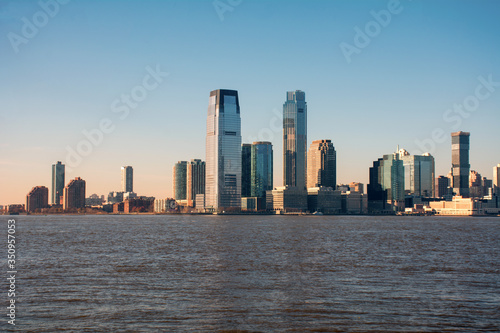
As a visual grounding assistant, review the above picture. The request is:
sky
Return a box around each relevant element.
[1,0,499,205]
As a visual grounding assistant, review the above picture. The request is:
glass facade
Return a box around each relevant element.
[51,161,65,205]
[401,153,435,197]
[241,144,252,198]
[121,166,133,193]
[205,89,242,211]
[307,140,336,189]
[283,90,307,189]
[187,159,205,207]
[451,132,470,197]
[173,161,188,200]
[251,142,273,198]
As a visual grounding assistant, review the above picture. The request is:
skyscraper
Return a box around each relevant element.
[451,131,470,197]
[205,89,242,211]
[494,164,500,195]
[435,176,449,198]
[399,149,435,197]
[187,159,205,207]
[283,90,307,189]
[51,161,65,205]
[173,161,188,200]
[368,153,405,212]
[63,177,86,210]
[121,166,133,193]
[251,141,273,198]
[307,139,337,189]
[26,186,49,212]
[241,144,252,198]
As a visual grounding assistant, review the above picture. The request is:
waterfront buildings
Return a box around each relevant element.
[266,186,308,212]
[26,186,49,212]
[241,144,252,198]
[63,177,86,210]
[173,161,188,200]
[251,141,273,198]
[451,131,470,197]
[283,90,307,189]
[121,166,133,193]
[368,152,405,212]
[435,176,450,198]
[494,164,500,195]
[186,159,205,207]
[398,149,435,197]
[307,187,341,214]
[205,89,242,212]
[307,140,336,189]
[51,161,65,205]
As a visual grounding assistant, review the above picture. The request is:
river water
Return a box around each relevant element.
[4,215,500,332]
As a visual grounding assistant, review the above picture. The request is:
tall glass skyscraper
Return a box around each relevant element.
[173,161,188,200]
[121,166,133,193]
[205,89,242,211]
[283,90,307,189]
[187,159,205,207]
[51,161,65,205]
[399,149,435,197]
[451,131,470,197]
[369,153,405,212]
[241,144,252,198]
[307,140,336,189]
[251,141,273,198]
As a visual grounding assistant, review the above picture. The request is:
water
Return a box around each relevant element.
[4,215,500,332]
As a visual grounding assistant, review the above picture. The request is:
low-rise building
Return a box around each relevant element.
[307,187,341,214]
[266,186,308,213]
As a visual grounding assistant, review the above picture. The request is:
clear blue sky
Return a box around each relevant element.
[1,0,499,204]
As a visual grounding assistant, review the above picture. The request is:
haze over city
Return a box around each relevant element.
[1,0,499,205]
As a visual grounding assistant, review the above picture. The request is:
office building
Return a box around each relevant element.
[63,177,86,210]
[26,186,49,212]
[435,176,449,198]
[469,170,483,198]
[121,166,133,193]
[349,182,364,193]
[307,139,336,189]
[241,144,252,198]
[187,159,205,207]
[251,141,273,198]
[451,131,470,197]
[494,164,500,195]
[205,89,242,212]
[399,149,435,197]
[307,187,341,214]
[266,186,308,212]
[51,161,65,205]
[368,152,405,212]
[173,161,188,200]
[283,90,307,189]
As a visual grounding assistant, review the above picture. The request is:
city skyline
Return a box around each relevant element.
[1,0,500,204]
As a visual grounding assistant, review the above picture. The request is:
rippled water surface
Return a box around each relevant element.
[5,215,500,332]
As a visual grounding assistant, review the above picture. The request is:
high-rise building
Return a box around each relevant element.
[51,161,65,205]
[494,164,500,195]
[307,139,336,189]
[205,89,242,211]
[469,170,483,198]
[251,141,273,198]
[173,161,188,200]
[451,131,470,197]
[241,144,252,198]
[399,149,435,197]
[187,159,205,207]
[368,152,404,212]
[435,176,449,198]
[26,186,49,212]
[283,90,307,189]
[121,166,133,193]
[63,177,86,210]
